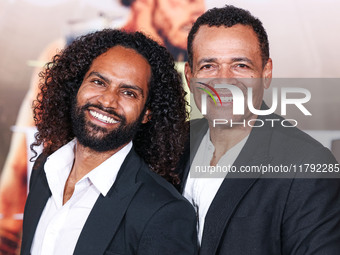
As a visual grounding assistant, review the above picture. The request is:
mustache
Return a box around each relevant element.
[81,102,126,123]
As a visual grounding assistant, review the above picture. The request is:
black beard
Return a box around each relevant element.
[71,101,145,152]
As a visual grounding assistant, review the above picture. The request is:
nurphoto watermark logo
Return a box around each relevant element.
[193,78,312,128]
[189,78,340,179]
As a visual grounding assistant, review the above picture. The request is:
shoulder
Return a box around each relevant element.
[125,155,196,222]
[135,161,193,209]
[29,153,48,190]
[265,113,336,163]
[123,156,197,244]
[190,118,208,131]
[130,161,198,253]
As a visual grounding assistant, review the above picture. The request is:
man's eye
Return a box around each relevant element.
[236,64,249,68]
[92,79,104,86]
[123,91,136,98]
[200,64,213,70]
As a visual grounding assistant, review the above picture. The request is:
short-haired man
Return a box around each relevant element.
[20,29,197,255]
[180,5,340,254]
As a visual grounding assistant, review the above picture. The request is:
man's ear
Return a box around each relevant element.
[263,58,273,89]
[184,62,194,93]
[141,109,151,124]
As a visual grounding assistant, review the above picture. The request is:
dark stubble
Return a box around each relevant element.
[71,101,146,152]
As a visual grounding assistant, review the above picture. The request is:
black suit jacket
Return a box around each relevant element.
[179,104,340,255]
[21,148,198,255]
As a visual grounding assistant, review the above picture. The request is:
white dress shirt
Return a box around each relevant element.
[183,130,248,244]
[30,139,132,255]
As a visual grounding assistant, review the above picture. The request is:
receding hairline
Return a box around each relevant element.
[190,24,264,67]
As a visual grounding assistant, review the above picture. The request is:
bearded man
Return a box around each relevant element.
[20,29,197,255]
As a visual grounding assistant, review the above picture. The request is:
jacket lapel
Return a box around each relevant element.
[199,110,274,254]
[200,126,271,255]
[73,149,142,255]
[21,156,51,255]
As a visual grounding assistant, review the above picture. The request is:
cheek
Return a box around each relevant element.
[77,87,99,104]
[121,101,143,121]
[75,91,84,106]
[192,90,202,108]
[245,79,264,92]
[249,86,264,105]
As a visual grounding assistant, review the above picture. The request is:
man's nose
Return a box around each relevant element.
[97,89,118,108]
[218,66,234,79]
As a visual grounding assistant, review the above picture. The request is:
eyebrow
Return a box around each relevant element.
[120,84,144,98]
[86,71,145,98]
[86,71,111,84]
[197,58,218,66]
[197,57,255,66]
[231,57,254,66]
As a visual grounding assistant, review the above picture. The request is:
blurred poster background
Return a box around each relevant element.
[0,0,339,253]
[2,0,340,173]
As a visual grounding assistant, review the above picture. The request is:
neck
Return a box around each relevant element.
[208,121,252,166]
[71,141,127,182]
[62,141,128,205]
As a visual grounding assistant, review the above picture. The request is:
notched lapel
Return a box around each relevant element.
[200,114,274,254]
[199,159,270,254]
[74,149,143,255]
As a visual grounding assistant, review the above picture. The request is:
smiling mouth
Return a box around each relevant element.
[89,110,119,124]
[217,96,233,103]
[212,96,233,103]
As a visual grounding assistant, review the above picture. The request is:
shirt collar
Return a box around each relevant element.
[85,142,132,196]
[44,139,132,203]
[44,139,77,207]
[201,129,249,165]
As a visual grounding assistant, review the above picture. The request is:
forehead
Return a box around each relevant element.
[89,46,151,83]
[192,24,262,61]
[92,46,150,71]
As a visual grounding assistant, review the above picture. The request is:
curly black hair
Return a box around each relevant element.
[187,5,270,69]
[32,29,189,184]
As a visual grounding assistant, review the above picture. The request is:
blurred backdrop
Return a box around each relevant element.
[0,0,340,253]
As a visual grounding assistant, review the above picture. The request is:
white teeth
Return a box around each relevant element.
[89,110,118,124]
[214,96,233,103]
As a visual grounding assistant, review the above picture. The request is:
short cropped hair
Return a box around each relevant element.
[187,5,270,68]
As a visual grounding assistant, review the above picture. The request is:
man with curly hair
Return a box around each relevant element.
[0,1,205,252]
[20,29,197,255]
[179,5,340,255]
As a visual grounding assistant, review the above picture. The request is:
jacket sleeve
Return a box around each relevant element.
[282,148,340,254]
